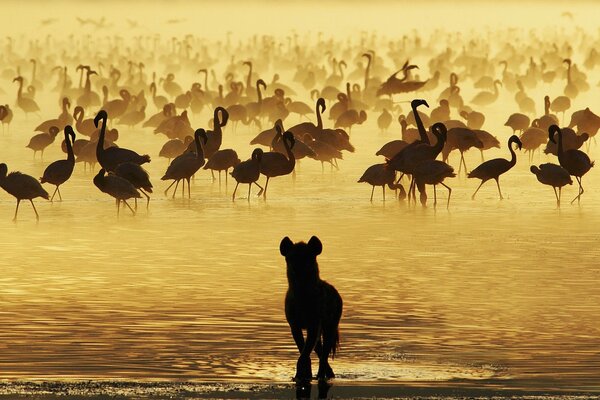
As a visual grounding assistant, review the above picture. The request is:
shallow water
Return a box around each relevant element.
[0,1,599,395]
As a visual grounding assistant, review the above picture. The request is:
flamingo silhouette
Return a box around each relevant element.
[530,163,572,206]
[469,135,522,200]
[94,110,150,171]
[259,126,295,199]
[231,148,264,201]
[40,126,76,201]
[548,125,594,203]
[93,169,140,216]
[0,163,49,221]
[161,129,208,198]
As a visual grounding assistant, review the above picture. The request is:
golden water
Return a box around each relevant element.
[0,0,598,393]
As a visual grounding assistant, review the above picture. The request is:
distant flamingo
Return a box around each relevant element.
[468,135,522,200]
[548,125,594,204]
[13,76,40,117]
[0,163,49,221]
[204,149,241,185]
[26,126,59,159]
[471,80,501,106]
[40,126,76,201]
[530,163,572,206]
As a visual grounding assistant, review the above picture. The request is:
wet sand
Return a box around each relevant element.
[0,380,598,399]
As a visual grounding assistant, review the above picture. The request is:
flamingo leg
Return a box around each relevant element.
[123,200,136,215]
[558,186,562,206]
[571,176,583,204]
[263,177,270,198]
[13,199,20,221]
[433,184,437,207]
[254,181,264,195]
[232,182,239,201]
[187,177,191,199]
[134,198,138,210]
[370,185,374,202]
[50,186,59,202]
[140,189,151,209]
[440,182,452,209]
[552,187,559,206]
[181,178,185,197]
[457,154,463,175]
[495,178,503,200]
[461,154,468,175]
[57,186,62,201]
[164,180,176,196]
[471,180,485,200]
[116,199,120,217]
[172,180,180,199]
[382,185,386,201]
[247,183,251,200]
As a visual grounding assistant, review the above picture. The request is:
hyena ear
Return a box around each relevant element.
[280,236,294,256]
[308,236,322,255]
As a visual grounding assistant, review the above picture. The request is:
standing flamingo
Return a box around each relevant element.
[161,129,208,198]
[93,169,140,216]
[259,127,295,199]
[548,125,594,203]
[40,126,76,201]
[231,148,264,201]
[0,163,49,221]
[468,135,522,200]
[530,163,572,206]
[13,76,40,117]
[94,110,150,171]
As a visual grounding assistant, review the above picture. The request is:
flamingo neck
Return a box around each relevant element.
[508,140,517,167]
[66,132,74,162]
[316,103,323,129]
[413,106,428,144]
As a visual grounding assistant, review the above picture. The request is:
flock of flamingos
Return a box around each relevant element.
[0,29,598,220]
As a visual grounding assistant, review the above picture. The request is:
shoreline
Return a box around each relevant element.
[0,380,598,399]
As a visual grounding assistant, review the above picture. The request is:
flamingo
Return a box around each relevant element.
[40,126,76,201]
[530,163,572,206]
[548,125,594,204]
[358,163,401,201]
[259,127,295,199]
[468,135,522,200]
[204,149,241,185]
[413,160,456,208]
[159,136,193,163]
[13,76,40,117]
[471,79,501,106]
[161,129,208,198]
[26,126,59,159]
[93,169,140,216]
[0,163,49,221]
[231,148,264,201]
[114,162,153,209]
[94,110,150,171]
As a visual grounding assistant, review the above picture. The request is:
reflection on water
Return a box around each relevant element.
[0,2,598,394]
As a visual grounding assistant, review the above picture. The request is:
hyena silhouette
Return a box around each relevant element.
[280,236,343,382]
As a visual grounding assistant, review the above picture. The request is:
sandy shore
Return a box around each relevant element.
[0,380,598,399]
